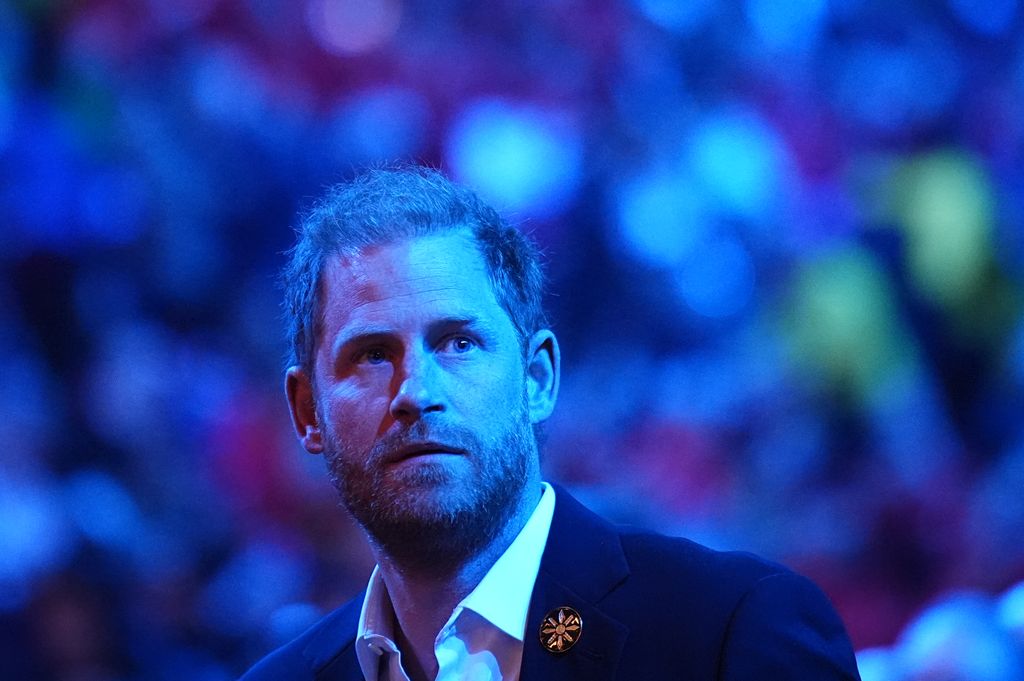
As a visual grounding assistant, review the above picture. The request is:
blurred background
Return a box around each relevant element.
[2,0,1024,678]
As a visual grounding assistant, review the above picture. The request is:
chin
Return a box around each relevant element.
[366,493,517,573]
[344,466,525,568]
[377,475,485,524]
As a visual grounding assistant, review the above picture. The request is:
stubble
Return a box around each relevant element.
[321,403,535,574]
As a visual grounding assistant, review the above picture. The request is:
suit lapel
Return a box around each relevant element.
[313,643,362,681]
[520,487,631,680]
[301,593,364,681]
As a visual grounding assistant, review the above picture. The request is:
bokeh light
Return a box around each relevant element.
[446,99,583,218]
[673,233,756,318]
[306,0,402,55]
[785,246,912,402]
[832,33,963,132]
[687,110,792,221]
[744,0,828,53]
[614,168,708,268]
[328,86,430,164]
[889,151,995,310]
[64,470,145,553]
[897,595,1024,681]
[633,0,717,35]
[948,0,1018,36]
[0,478,74,611]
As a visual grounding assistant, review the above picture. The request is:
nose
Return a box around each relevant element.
[389,348,445,423]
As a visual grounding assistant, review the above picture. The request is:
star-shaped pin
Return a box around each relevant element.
[539,606,583,653]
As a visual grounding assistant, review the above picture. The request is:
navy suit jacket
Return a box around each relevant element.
[241,487,861,680]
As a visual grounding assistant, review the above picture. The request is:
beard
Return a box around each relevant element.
[321,400,537,574]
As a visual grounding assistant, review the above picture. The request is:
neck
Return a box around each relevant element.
[372,479,543,681]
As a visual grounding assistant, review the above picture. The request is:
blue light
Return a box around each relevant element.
[949,0,1017,36]
[998,580,1024,632]
[749,414,827,492]
[330,86,429,164]
[687,112,790,220]
[80,168,149,245]
[674,234,756,318]
[855,647,898,681]
[614,169,708,267]
[64,469,145,550]
[633,0,717,35]
[745,0,828,52]
[1011,319,1024,385]
[201,538,311,633]
[899,594,1024,681]
[833,35,962,131]
[0,2,27,152]
[655,351,742,426]
[445,99,583,218]
[269,602,323,645]
[190,43,266,126]
[2,102,81,247]
[0,476,74,599]
[867,367,954,485]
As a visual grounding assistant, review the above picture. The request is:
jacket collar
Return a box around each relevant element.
[301,485,631,680]
[303,594,363,680]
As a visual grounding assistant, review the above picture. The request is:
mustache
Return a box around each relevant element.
[367,421,481,465]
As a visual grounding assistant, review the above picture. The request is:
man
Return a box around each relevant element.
[241,165,861,680]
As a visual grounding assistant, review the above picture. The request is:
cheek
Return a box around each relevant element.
[459,360,526,410]
[322,380,393,439]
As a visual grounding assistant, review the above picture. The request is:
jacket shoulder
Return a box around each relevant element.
[617,526,790,595]
[609,527,860,679]
[239,595,363,681]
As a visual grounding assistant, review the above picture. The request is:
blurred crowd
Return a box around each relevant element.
[2,0,1024,678]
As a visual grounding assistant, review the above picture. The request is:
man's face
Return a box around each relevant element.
[305,230,541,567]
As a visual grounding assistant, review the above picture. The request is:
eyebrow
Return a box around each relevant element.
[329,315,492,357]
[430,315,489,334]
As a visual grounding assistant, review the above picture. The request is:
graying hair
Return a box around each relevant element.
[282,164,548,374]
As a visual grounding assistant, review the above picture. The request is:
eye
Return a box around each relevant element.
[445,336,477,354]
[357,347,389,365]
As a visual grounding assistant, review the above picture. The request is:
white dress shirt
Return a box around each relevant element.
[354,482,556,681]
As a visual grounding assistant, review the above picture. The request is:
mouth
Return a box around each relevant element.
[387,441,467,465]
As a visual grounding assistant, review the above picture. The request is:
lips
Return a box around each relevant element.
[385,441,467,465]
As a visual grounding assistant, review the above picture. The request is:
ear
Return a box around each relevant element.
[525,329,560,424]
[285,366,324,454]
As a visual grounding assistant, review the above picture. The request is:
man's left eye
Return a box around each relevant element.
[445,336,477,353]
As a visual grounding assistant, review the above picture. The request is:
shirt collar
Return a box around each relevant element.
[459,481,555,640]
[354,482,556,679]
[355,567,401,681]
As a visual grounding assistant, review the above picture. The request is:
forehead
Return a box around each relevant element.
[319,230,509,329]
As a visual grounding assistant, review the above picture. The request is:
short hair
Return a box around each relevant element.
[282,165,549,375]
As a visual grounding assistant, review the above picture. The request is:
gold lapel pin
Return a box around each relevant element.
[539,606,582,653]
